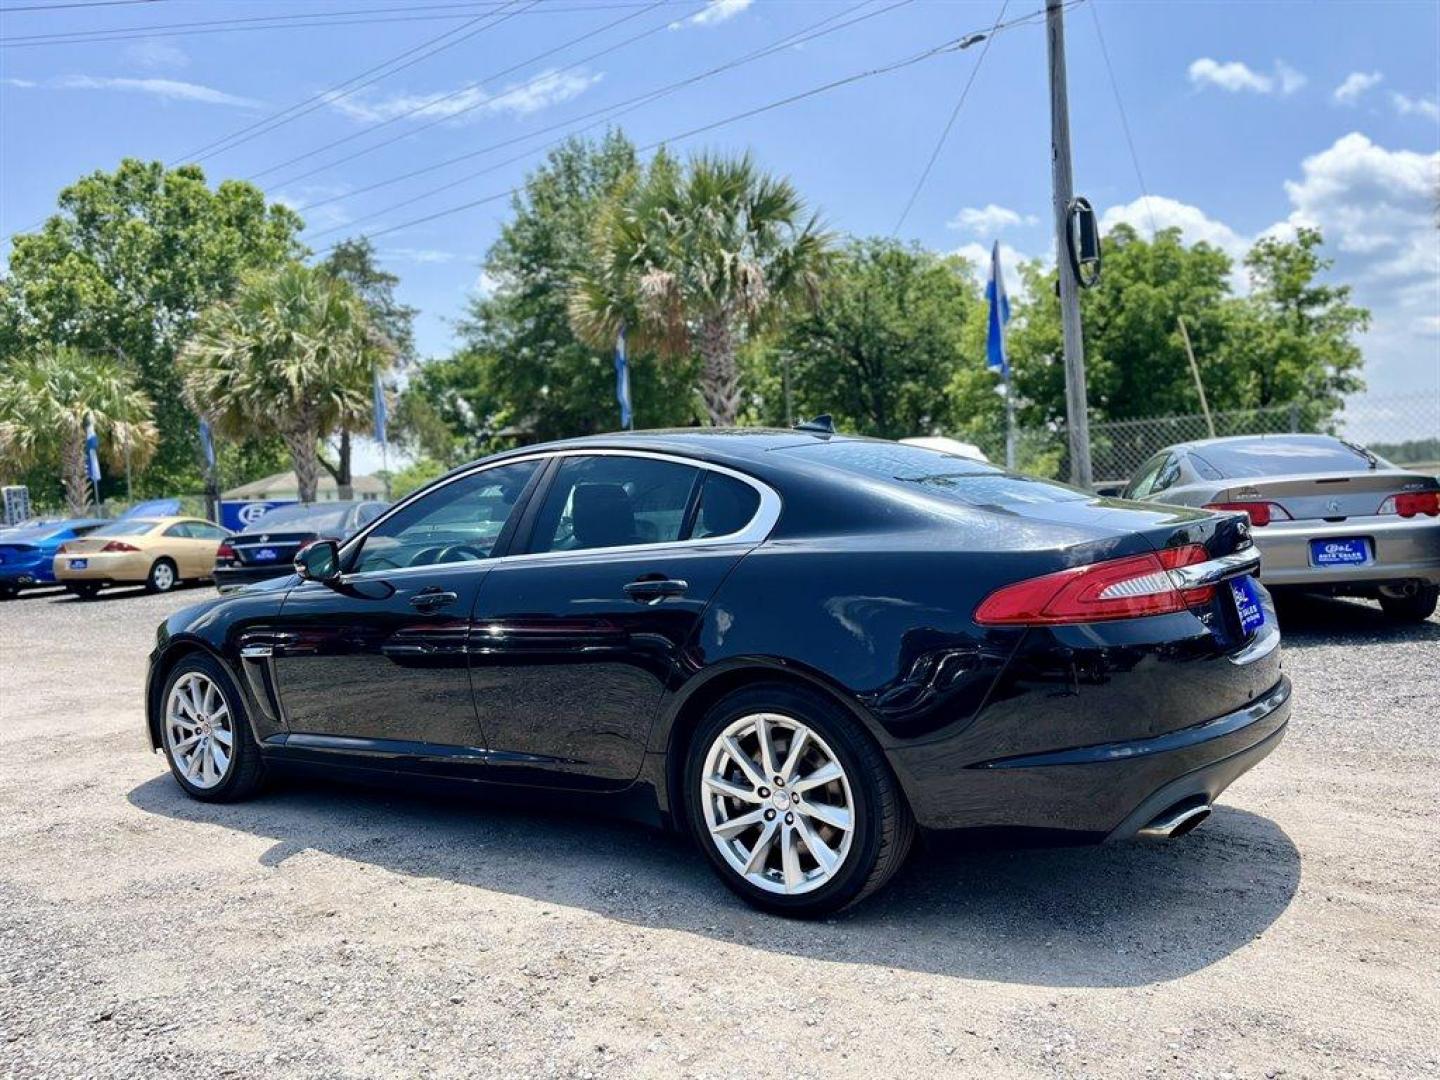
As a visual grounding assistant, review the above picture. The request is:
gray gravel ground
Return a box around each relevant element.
[1,582,1437,1079]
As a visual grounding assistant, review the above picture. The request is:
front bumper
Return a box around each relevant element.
[1254,516,1440,588]
[897,676,1291,838]
[52,551,150,582]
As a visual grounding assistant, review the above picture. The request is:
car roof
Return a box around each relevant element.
[1166,432,1352,455]
[468,428,866,474]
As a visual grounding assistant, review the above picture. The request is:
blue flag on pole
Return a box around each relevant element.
[198,417,216,469]
[614,325,633,430]
[84,416,102,483]
[372,367,388,445]
[986,240,1011,378]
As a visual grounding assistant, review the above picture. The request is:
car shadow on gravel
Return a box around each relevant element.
[1273,592,1440,648]
[128,771,1299,989]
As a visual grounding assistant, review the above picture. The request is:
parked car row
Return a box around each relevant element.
[0,501,388,600]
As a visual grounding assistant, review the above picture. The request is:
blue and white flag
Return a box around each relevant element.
[372,367,388,445]
[198,417,216,470]
[614,324,633,431]
[986,240,1011,378]
[84,416,102,483]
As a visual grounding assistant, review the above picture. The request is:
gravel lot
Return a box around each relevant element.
[1,582,1437,1079]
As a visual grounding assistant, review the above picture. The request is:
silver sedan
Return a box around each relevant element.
[1121,433,1440,622]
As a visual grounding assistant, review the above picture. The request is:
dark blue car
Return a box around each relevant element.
[0,518,107,598]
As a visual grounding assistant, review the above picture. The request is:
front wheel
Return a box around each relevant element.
[1378,584,1438,623]
[160,654,264,802]
[146,558,178,593]
[684,683,914,917]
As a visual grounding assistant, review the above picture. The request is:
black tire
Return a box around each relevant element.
[1378,584,1438,624]
[66,582,100,600]
[146,558,178,593]
[683,682,915,918]
[158,652,265,802]
[0,584,16,600]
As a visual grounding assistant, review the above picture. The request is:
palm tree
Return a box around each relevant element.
[570,152,831,426]
[179,262,393,502]
[0,346,158,514]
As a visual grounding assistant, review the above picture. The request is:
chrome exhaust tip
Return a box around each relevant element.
[1138,802,1212,840]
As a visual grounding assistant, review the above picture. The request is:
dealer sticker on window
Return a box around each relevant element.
[1229,576,1265,636]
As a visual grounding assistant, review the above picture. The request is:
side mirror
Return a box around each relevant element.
[295,539,341,582]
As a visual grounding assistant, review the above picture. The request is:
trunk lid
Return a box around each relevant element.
[1214,469,1439,521]
[228,530,319,567]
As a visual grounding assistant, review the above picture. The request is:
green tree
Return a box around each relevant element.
[318,236,416,496]
[179,263,394,502]
[570,150,831,426]
[1,159,304,491]
[0,346,158,514]
[751,238,989,440]
[404,132,701,453]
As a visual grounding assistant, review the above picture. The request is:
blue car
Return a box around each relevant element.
[0,518,108,598]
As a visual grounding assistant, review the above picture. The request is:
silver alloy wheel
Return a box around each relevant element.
[165,672,234,790]
[151,561,176,591]
[700,712,856,895]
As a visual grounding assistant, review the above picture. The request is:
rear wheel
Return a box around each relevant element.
[684,683,914,917]
[146,558,178,593]
[0,584,16,600]
[160,653,264,802]
[66,583,100,600]
[1378,584,1438,623]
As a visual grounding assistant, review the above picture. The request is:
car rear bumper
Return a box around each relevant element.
[1254,516,1440,587]
[897,675,1291,838]
[52,552,150,582]
[213,564,292,589]
[0,564,52,586]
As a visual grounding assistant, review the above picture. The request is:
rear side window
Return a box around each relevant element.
[1193,438,1383,477]
[693,472,761,539]
[527,456,700,554]
[787,442,1089,506]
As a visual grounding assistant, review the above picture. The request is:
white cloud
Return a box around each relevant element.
[1333,71,1382,105]
[671,0,753,29]
[124,39,189,71]
[327,68,600,125]
[950,241,1046,301]
[1187,57,1305,96]
[383,248,460,265]
[53,75,258,108]
[947,204,1039,235]
[2,77,37,89]
[1390,91,1440,121]
[1100,195,1250,260]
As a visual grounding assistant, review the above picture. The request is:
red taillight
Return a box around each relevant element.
[1203,501,1291,527]
[56,543,70,555]
[101,540,139,553]
[1378,491,1440,518]
[216,542,236,560]
[975,544,1213,626]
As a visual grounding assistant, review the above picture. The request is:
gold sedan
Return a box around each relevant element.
[53,516,231,598]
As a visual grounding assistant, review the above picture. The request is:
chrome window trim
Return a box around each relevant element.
[335,447,782,583]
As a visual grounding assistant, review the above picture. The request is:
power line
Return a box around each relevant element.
[890,0,1009,235]
[0,0,163,13]
[247,0,678,184]
[286,0,901,216]
[171,0,542,168]
[310,8,1057,253]
[0,2,661,47]
[1089,0,1158,235]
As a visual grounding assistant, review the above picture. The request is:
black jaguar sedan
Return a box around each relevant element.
[144,428,1290,916]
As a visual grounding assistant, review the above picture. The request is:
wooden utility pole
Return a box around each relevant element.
[1046,0,1093,487]
[1176,315,1216,437]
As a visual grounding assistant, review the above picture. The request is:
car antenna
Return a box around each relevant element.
[793,414,836,434]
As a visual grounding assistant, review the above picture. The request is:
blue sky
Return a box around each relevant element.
[2,0,1437,467]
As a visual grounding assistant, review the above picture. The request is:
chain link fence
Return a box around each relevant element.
[1007,393,1440,485]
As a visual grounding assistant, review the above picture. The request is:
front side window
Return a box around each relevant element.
[351,459,540,573]
[527,456,700,554]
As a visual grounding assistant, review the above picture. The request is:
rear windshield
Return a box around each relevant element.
[785,442,1090,506]
[0,525,68,542]
[90,520,160,537]
[247,504,350,532]
[1191,438,1382,478]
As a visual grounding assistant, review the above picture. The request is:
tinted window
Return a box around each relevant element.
[352,460,539,573]
[163,522,193,538]
[1125,454,1167,499]
[248,503,351,533]
[528,456,699,554]
[1151,454,1181,494]
[1192,437,1383,478]
[787,442,1089,506]
[355,502,388,526]
[190,522,229,539]
[693,472,761,539]
[90,520,160,537]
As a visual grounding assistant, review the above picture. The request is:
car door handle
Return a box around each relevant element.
[409,588,459,611]
[624,578,688,603]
